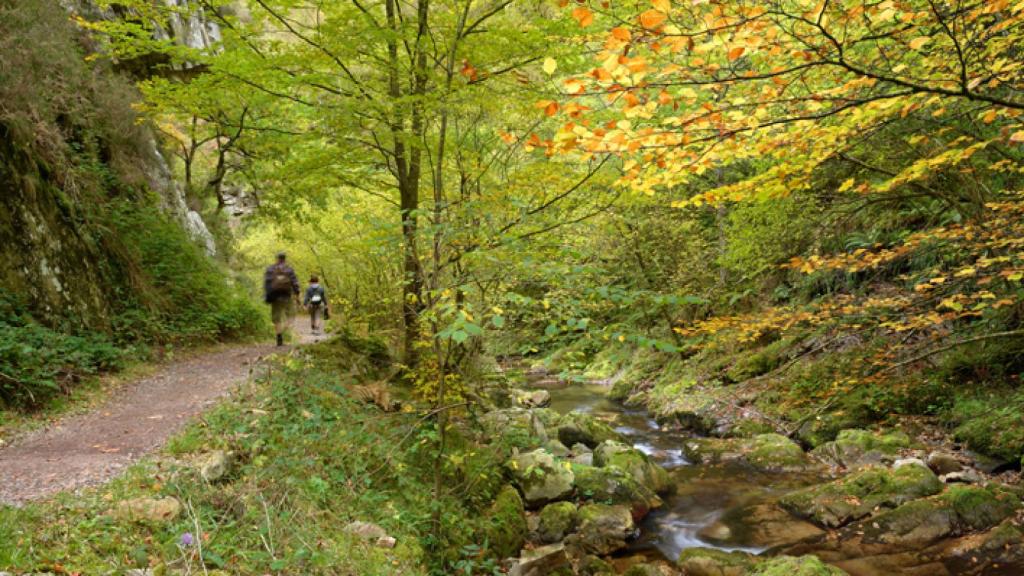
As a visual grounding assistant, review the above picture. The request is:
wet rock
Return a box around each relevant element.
[111,496,181,523]
[572,464,662,521]
[482,408,548,448]
[926,451,963,475]
[565,503,636,555]
[517,389,552,408]
[750,555,848,575]
[676,547,756,576]
[556,412,622,449]
[537,501,577,544]
[199,449,234,482]
[781,484,1023,570]
[650,386,726,435]
[577,554,616,575]
[593,440,671,493]
[711,503,825,549]
[682,434,815,473]
[507,449,575,508]
[485,485,528,557]
[810,428,911,470]
[939,468,984,484]
[779,464,942,528]
[509,542,570,576]
[861,484,1020,546]
[622,563,662,576]
[944,518,1024,573]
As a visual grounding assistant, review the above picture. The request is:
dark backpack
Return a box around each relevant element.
[269,265,292,295]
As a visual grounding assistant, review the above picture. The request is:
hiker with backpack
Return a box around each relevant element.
[264,252,300,346]
[303,275,328,335]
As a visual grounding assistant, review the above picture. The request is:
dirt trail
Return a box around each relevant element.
[0,322,324,505]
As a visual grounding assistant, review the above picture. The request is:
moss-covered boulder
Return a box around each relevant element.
[857,484,1021,547]
[506,449,575,508]
[810,429,911,470]
[482,408,548,449]
[565,503,636,555]
[484,485,528,558]
[676,547,756,576]
[556,412,623,449]
[683,434,815,473]
[536,501,577,544]
[622,563,662,576]
[593,440,671,493]
[572,464,662,521]
[779,464,942,528]
[750,555,847,575]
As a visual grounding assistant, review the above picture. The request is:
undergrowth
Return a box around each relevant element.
[0,334,516,575]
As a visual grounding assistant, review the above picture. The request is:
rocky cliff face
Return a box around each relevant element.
[0,0,225,328]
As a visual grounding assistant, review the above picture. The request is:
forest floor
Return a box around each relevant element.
[0,321,324,505]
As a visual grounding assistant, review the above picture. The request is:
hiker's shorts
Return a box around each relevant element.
[271,298,294,325]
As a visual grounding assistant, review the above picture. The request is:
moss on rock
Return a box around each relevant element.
[593,440,670,493]
[810,428,912,469]
[572,464,662,520]
[751,555,847,575]
[683,434,814,473]
[676,547,756,576]
[484,485,528,558]
[537,501,577,544]
[779,464,942,528]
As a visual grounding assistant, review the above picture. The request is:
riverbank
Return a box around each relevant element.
[505,354,1024,575]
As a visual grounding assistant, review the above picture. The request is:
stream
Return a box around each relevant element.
[539,379,816,563]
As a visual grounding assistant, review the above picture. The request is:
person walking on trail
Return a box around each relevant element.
[304,275,328,335]
[264,252,300,346]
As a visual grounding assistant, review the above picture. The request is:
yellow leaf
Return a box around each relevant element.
[652,0,671,11]
[981,109,998,124]
[1010,131,1024,143]
[838,177,855,192]
[908,36,931,50]
[542,57,557,75]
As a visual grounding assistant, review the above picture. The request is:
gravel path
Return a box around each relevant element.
[0,323,324,505]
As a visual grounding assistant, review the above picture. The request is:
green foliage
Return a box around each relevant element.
[945,388,1024,463]
[106,201,265,344]
[0,293,125,407]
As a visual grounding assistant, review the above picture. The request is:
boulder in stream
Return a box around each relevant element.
[593,440,671,493]
[676,547,757,576]
[507,449,575,508]
[682,434,817,473]
[780,484,1023,573]
[779,464,942,528]
[572,464,662,521]
[556,412,623,449]
[565,503,636,555]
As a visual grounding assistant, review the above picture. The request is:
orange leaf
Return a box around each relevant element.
[610,27,631,41]
[544,101,560,116]
[638,9,667,28]
[572,6,594,27]
[727,46,745,61]
[1010,130,1024,143]
[908,36,930,50]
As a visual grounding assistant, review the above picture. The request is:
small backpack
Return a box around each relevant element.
[269,265,292,295]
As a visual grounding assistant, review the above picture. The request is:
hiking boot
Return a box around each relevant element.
[276,333,284,346]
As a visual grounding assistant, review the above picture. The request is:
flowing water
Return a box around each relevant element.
[540,379,816,563]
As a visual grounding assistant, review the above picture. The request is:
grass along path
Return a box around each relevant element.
[0,322,324,505]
